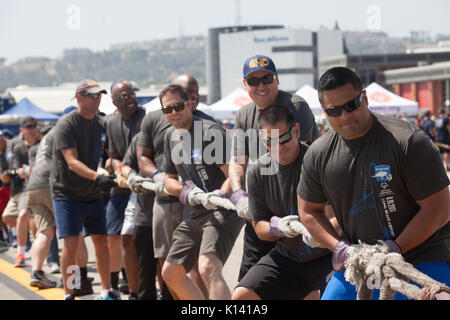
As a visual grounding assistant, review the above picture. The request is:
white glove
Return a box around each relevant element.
[202,190,227,210]
[186,186,205,206]
[127,171,153,195]
[302,231,323,248]
[229,189,251,219]
[153,172,170,197]
[271,215,301,238]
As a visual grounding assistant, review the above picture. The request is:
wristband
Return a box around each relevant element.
[152,169,160,178]
[118,165,128,175]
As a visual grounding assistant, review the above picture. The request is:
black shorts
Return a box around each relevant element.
[237,249,333,300]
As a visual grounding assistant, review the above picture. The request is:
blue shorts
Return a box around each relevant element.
[106,193,130,235]
[53,198,107,239]
[322,261,450,300]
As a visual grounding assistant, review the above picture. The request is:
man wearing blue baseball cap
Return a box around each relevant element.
[228,54,321,282]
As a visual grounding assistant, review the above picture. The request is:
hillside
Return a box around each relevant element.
[0,31,446,93]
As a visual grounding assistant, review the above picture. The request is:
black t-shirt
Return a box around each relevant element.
[161,118,231,216]
[50,111,104,202]
[248,141,330,262]
[27,130,54,191]
[298,113,450,265]
[3,136,22,193]
[435,116,449,143]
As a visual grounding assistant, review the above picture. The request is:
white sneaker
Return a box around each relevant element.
[48,263,60,274]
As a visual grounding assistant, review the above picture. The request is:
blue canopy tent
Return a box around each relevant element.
[0,98,59,135]
[1,98,60,121]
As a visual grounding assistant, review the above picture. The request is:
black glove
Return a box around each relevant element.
[97,174,117,191]
[6,169,17,177]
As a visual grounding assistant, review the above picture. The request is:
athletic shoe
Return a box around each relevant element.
[48,263,60,274]
[29,270,57,289]
[72,278,94,297]
[129,293,138,300]
[96,290,121,300]
[119,281,129,294]
[14,253,26,268]
[64,294,75,300]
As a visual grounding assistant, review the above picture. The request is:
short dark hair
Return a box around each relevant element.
[159,84,189,106]
[258,104,294,128]
[318,67,362,104]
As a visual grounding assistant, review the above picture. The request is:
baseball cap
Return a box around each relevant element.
[243,55,277,78]
[75,79,107,96]
[20,116,37,127]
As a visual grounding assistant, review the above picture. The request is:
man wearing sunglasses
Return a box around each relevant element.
[172,74,217,124]
[228,54,320,282]
[137,84,201,299]
[2,116,39,268]
[159,84,244,300]
[51,79,121,300]
[298,67,450,300]
[103,79,146,299]
[232,105,333,300]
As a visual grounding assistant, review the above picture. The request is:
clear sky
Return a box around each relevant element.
[1,0,449,64]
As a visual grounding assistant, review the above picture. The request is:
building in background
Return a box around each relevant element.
[206,25,344,104]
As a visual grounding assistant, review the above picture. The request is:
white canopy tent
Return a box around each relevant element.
[208,88,252,120]
[365,82,419,114]
[294,85,323,116]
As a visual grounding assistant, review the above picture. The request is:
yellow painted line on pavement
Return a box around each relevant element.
[0,257,65,300]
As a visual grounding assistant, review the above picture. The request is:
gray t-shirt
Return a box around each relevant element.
[27,143,39,168]
[248,142,330,263]
[137,110,178,203]
[233,90,319,163]
[161,118,231,217]
[193,109,218,124]
[50,111,104,202]
[27,130,54,191]
[298,113,450,265]
[12,140,37,195]
[106,107,145,196]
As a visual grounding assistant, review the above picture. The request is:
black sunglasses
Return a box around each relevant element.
[323,92,363,117]
[260,124,294,147]
[81,92,102,99]
[24,123,37,129]
[113,92,136,102]
[162,102,186,114]
[245,74,275,87]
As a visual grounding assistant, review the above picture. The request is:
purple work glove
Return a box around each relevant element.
[384,239,402,254]
[179,180,204,206]
[332,240,359,272]
[229,189,250,219]
[268,216,299,238]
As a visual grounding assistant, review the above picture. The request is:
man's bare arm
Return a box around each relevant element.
[395,186,450,254]
[298,195,340,251]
